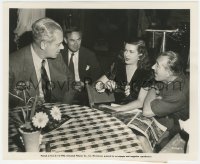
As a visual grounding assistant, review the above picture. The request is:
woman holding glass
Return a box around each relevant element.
[97,39,154,113]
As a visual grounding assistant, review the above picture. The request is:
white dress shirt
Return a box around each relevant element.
[68,50,80,81]
[31,45,51,98]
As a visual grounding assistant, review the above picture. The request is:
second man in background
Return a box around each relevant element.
[61,27,103,105]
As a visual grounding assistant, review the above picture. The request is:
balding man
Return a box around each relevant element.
[9,18,75,107]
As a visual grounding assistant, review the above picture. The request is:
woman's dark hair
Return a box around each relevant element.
[124,39,151,70]
[160,51,183,75]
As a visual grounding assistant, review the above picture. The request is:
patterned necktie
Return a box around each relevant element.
[41,60,51,102]
[68,53,75,78]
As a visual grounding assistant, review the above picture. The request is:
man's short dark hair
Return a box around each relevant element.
[160,51,183,75]
[65,26,82,37]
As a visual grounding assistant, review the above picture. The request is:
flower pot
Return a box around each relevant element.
[18,127,41,152]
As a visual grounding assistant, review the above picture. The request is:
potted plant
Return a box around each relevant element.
[9,81,62,152]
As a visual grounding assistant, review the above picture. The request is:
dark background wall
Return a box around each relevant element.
[9,9,190,72]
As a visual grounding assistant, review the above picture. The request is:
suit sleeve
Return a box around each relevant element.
[9,58,22,108]
[9,64,15,92]
[151,89,188,117]
[9,65,16,108]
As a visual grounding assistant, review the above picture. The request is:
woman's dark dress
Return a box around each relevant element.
[105,59,154,104]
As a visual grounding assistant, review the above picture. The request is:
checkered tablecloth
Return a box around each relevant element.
[9,104,143,153]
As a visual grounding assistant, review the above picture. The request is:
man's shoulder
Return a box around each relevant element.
[10,45,31,65]
[10,45,31,60]
[48,53,65,67]
[157,74,189,101]
[173,74,189,91]
[80,46,95,56]
[60,44,68,55]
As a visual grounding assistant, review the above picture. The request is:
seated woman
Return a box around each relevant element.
[97,39,154,112]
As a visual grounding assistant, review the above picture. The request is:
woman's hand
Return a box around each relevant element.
[124,85,130,97]
[112,110,124,118]
[98,104,122,113]
[104,80,116,92]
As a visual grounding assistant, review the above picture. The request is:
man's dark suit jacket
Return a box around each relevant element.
[9,45,75,108]
[61,45,102,83]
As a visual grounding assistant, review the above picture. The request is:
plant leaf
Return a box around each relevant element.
[23,90,27,105]
[24,105,29,122]
[10,117,23,126]
[20,107,26,123]
[9,92,24,102]
[27,97,34,105]
[30,95,38,120]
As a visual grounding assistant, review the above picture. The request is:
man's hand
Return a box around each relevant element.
[73,81,84,92]
[152,85,162,99]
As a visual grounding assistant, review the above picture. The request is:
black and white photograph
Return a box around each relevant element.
[2,1,199,162]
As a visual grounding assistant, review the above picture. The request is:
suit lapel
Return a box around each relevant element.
[61,44,69,66]
[78,47,86,81]
[23,45,39,93]
[48,58,58,82]
[62,46,85,81]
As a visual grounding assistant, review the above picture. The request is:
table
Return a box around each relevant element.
[9,104,144,153]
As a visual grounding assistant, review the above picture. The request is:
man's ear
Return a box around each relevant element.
[40,41,47,50]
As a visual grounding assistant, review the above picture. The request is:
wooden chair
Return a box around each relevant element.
[85,81,115,108]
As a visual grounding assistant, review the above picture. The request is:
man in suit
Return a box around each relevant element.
[61,26,102,82]
[9,18,75,108]
[61,27,103,105]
